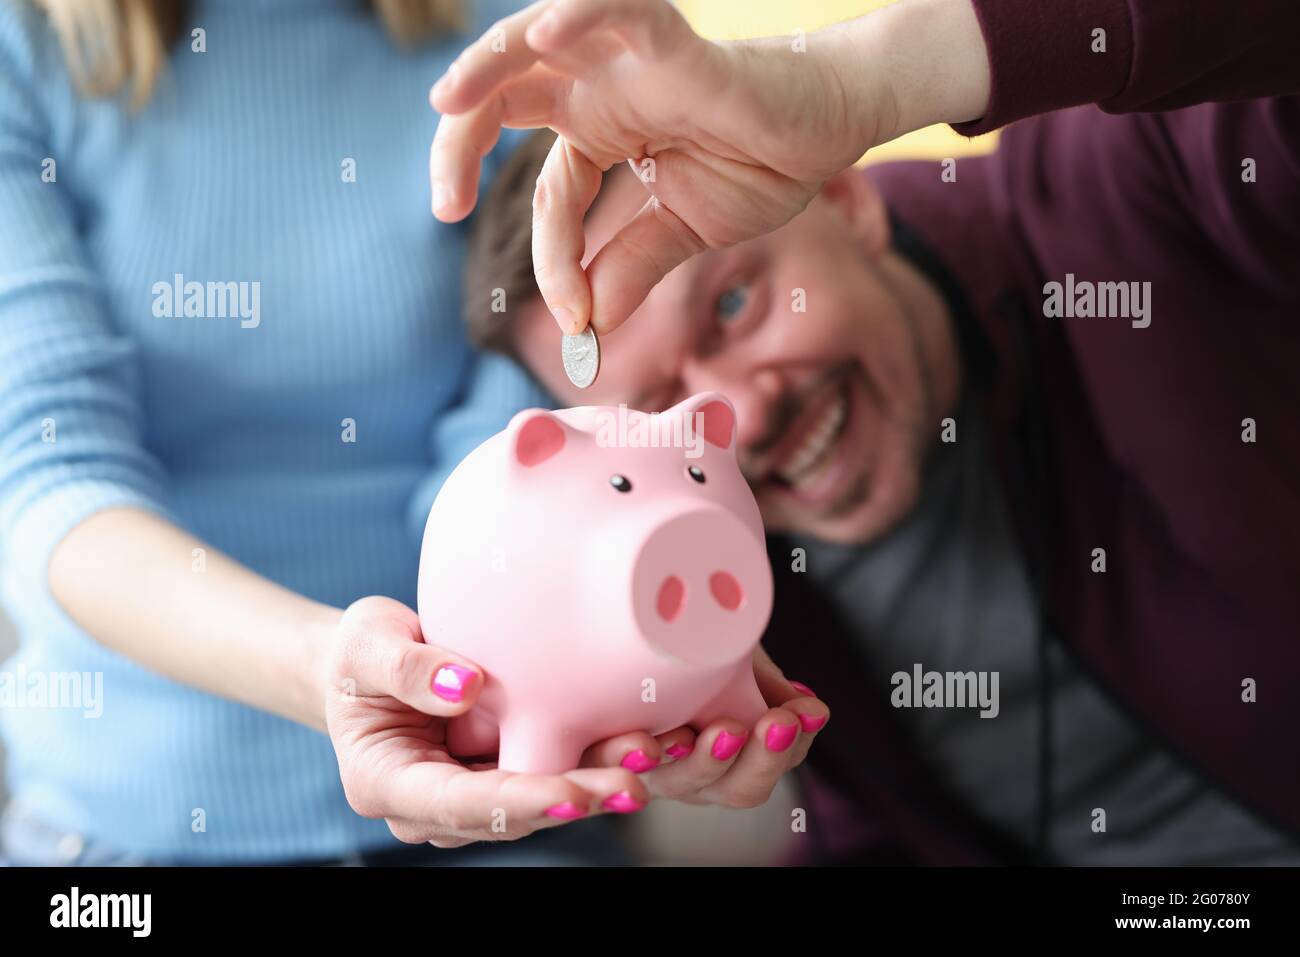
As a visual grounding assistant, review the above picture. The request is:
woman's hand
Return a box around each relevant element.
[323,596,648,848]
[579,647,829,809]
[428,0,989,337]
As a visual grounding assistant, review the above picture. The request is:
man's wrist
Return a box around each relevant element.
[815,19,899,160]
[834,0,991,145]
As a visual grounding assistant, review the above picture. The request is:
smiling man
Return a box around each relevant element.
[459,107,1300,863]
[472,146,962,549]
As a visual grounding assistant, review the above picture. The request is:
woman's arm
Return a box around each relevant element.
[0,19,343,731]
[49,507,340,729]
[0,15,646,839]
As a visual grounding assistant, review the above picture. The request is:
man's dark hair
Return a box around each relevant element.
[464,130,617,356]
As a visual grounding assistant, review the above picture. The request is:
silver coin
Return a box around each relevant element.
[561,325,600,389]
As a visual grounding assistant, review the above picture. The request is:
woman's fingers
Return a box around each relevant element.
[369,760,596,842]
[332,596,482,717]
[634,720,748,800]
[340,741,650,847]
[580,729,664,772]
[750,649,831,768]
[655,725,698,762]
[532,135,604,333]
[752,645,808,705]
[561,767,652,815]
[583,192,707,335]
[636,702,827,807]
[752,646,832,762]
[694,708,807,808]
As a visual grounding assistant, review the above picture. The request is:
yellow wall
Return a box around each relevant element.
[677,0,996,163]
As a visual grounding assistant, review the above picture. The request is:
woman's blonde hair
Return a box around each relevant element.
[34,0,466,108]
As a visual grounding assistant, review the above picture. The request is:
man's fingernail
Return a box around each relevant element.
[601,791,645,814]
[765,723,798,753]
[432,61,458,97]
[432,183,448,213]
[621,749,660,773]
[544,801,587,821]
[790,681,816,697]
[711,730,747,761]
[432,664,476,702]
[798,713,827,733]
[552,306,579,334]
[528,9,559,41]
[665,742,694,760]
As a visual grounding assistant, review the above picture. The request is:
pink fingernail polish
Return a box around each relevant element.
[432,664,476,702]
[665,742,694,760]
[620,749,660,773]
[765,723,798,752]
[544,801,586,821]
[798,713,827,733]
[790,681,816,697]
[711,730,747,761]
[602,791,645,814]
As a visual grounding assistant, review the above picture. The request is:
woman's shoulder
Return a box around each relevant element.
[0,0,47,57]
[0,1,62,93]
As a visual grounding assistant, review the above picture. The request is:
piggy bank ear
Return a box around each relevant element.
[506,408,571,468]
[671,392,737,453]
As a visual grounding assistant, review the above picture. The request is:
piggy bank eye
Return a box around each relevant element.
[609,474,633,493]
[686,465,706,484]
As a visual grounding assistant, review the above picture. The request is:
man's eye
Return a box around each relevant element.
[714,284,751,323]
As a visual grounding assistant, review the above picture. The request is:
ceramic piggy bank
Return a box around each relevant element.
[417,392,773,773]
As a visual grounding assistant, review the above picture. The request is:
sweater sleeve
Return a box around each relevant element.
[0,11,173,588]
[953,0,1300,136]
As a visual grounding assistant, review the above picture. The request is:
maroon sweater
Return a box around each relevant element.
[863,0,1300,837]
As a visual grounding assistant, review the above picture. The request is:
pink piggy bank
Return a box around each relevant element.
[417,392,773,773]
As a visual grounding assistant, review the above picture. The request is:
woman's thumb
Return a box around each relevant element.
[337,596,484,716]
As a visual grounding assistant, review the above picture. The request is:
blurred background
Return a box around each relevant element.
[678,0,998,162]
[0,0,993,865]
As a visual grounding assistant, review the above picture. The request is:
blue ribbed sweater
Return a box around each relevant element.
[0,0,547,861]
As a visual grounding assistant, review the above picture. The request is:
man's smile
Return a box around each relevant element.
[744,366,872,515]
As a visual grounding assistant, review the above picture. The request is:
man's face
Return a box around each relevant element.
[514,167,958,545]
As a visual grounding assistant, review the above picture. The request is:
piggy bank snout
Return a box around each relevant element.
[631,507,772,668]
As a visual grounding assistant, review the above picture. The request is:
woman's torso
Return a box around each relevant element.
[0,0,541,862]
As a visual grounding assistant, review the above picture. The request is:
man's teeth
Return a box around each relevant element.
[777,388,848,487]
